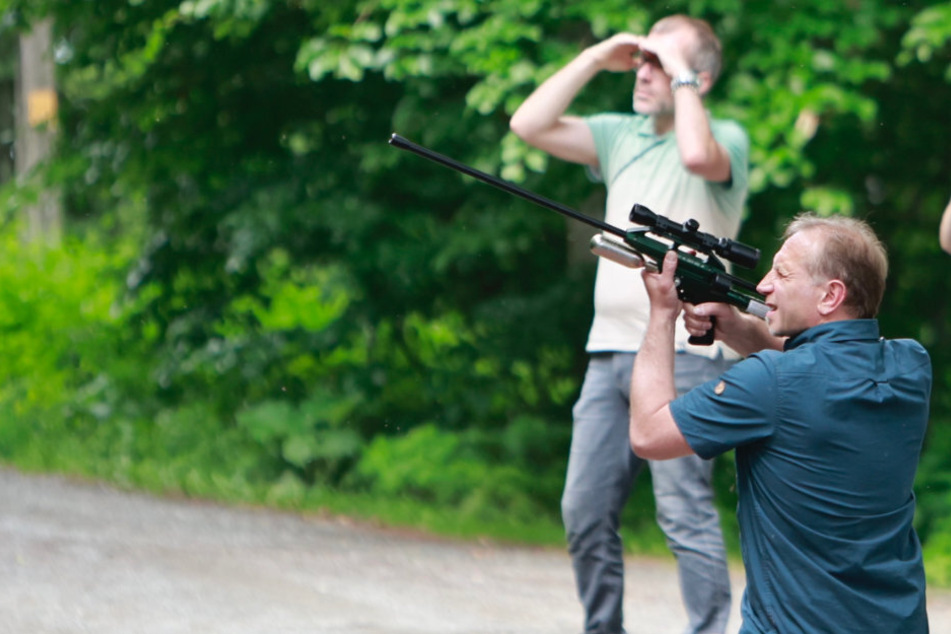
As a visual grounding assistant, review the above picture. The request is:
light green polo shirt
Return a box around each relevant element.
[584,112,750,357]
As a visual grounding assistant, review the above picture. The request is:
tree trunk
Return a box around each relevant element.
[16,19,61,245]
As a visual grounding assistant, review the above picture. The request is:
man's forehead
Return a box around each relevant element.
[774,230,821,269]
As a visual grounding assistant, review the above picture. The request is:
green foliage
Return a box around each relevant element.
[352,419,564,524]
[235,388,362,481]
[899,2,951,79]
[0,225,123,426]
[919,418,951,585]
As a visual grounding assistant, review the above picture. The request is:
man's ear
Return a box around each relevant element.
[697,71,713,96]
[817,279,848,316]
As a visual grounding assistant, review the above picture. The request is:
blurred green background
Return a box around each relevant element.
[1,0,950,583]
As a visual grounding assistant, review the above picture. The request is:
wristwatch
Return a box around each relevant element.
[670,71,701,92]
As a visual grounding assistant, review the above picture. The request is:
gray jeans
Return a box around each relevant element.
[562,352,732,634]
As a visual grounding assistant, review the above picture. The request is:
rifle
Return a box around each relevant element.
[388,133,768,345]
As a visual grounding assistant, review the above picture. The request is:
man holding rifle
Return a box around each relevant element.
[632,214,931,633]
[510,14,747,634]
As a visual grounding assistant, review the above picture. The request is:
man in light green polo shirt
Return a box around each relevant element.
[510,14,749,634]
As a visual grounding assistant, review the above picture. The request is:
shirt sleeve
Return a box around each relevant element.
[584,113,627,179]
[669,352,777,459]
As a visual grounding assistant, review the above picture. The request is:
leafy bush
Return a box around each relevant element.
[353,422,560,525]
[235,388,363,484]
[0,220,130,462]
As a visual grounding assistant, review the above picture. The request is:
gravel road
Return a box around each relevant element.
[2,467,950,633]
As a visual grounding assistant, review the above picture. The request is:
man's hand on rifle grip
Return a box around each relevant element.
[687,315,716,346]
[683,303,716,343]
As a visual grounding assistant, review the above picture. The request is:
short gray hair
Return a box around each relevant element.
[650,15,723,85]
[784,213,888,318]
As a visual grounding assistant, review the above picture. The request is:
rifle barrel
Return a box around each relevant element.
[389,133,625,239]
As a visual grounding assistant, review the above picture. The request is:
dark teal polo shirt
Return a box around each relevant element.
[670,320,931,633]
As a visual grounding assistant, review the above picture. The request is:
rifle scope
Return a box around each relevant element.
[630,204,760,270]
